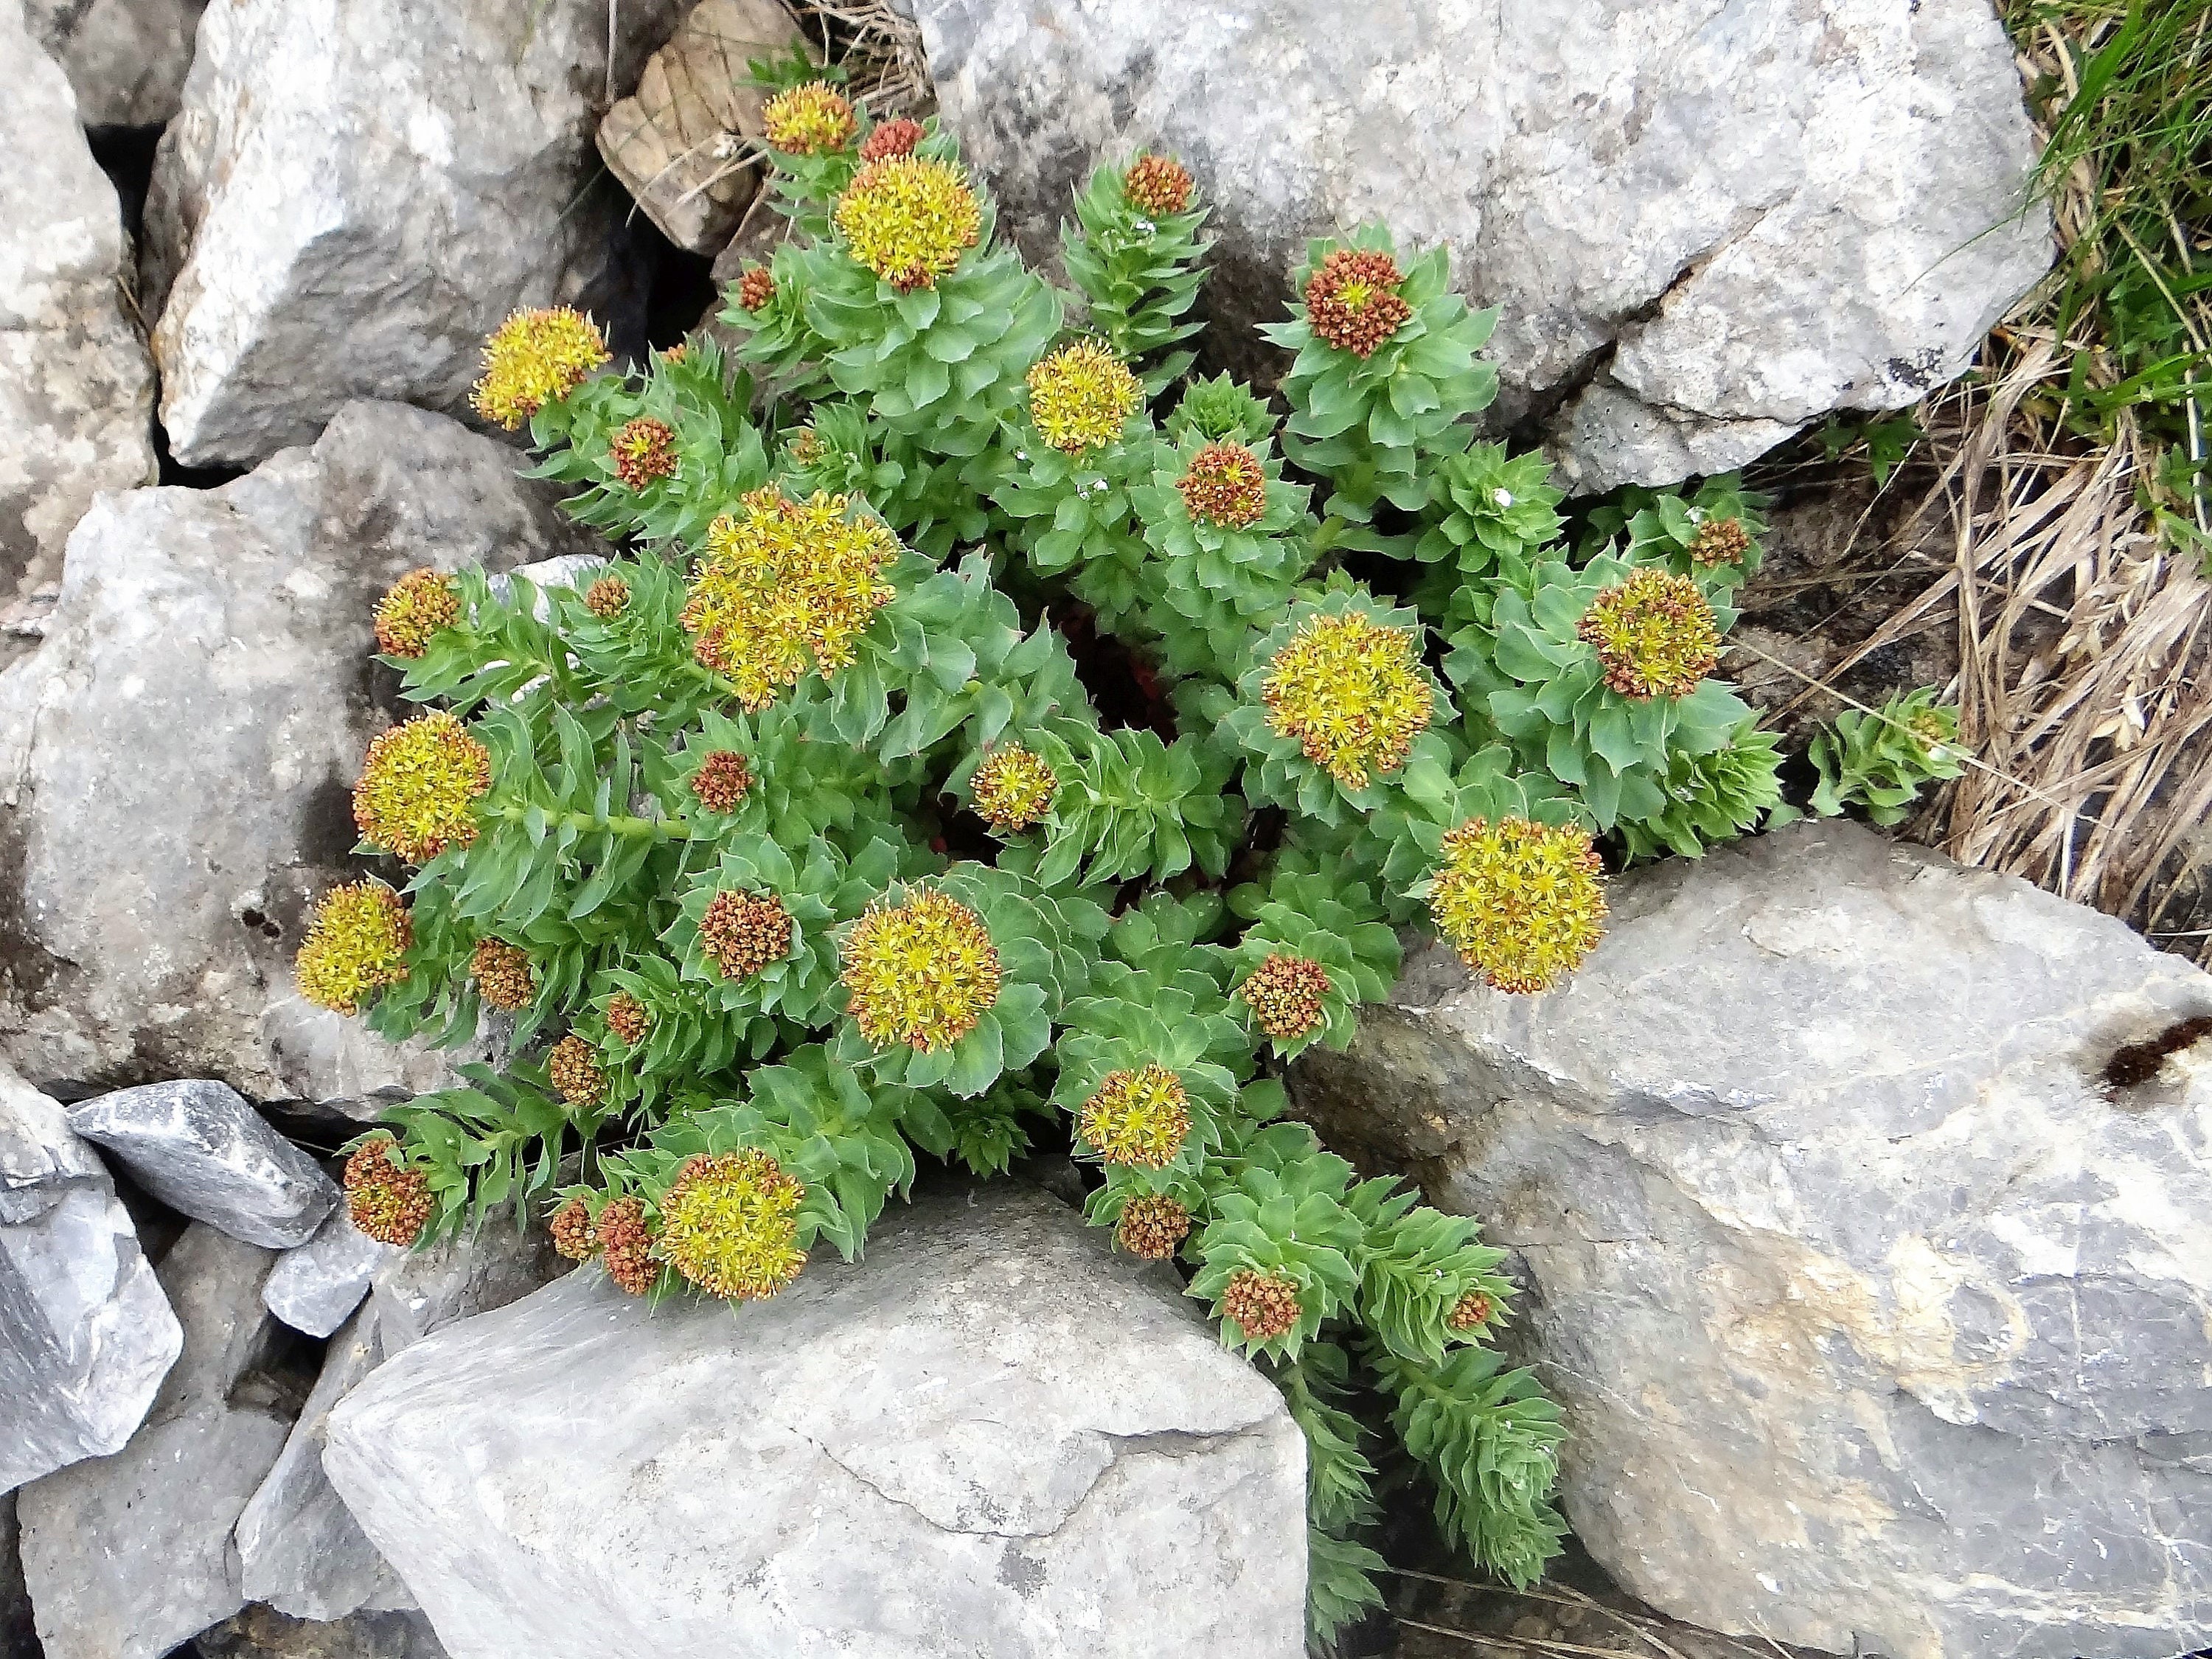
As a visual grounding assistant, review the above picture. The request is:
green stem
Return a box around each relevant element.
[497,804,698,841]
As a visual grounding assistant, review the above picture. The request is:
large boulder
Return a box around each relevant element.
[1292,819,2212,1659]
[140,0,685,468]
[25,0,208,129]
[0,400,605,1105]
[0,0,158,652]
[0,1063,179,1494]
[324,1182,1307,1658]
[18,1223,311,1659]
[915,0,2051,494]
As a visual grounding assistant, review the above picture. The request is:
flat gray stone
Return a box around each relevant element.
[324,1183,1306,1659]
[25,0,208,129]
[18,1223,306,1659]
[265,1208,395,1338]
[1293,819,2212,1659]
[68,1079,337,1248]
[0,1064,179,1494]
[915,0,2052,493]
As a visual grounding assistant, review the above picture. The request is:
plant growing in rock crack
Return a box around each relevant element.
[300,93,1834,1647]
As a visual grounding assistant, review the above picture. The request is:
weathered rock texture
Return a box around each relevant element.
[196,1604,449,1659]
[68,1079,338,1248]
[0,1063,179,1494]
[18,1223,310,1659]
[26,0,208,128]
[915,0,2052,493]
[140,0,684,467]
[0,1494,31,1659]
[1,1,157,651]
[326,1183,1307,1659]
[264,1209,394,1339]
[1293,820,2212,1659]
[0,400,602,1104]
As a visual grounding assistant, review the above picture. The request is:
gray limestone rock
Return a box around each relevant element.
[324,1182,1306,1659]
[67,1079,338,1249]
[0,1,158,664]
[139,0,685,467]
[197,1604,448,1659]
[264,1210,395,1339]
[25,0,208,129]
[914,0,2052,493]
[1292,819,2212,1659]
[18,1224,310,1659]
[0,1064,179,1494]
[0,400,604,1104]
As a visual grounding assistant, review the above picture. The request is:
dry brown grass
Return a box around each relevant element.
[783,0,931,114]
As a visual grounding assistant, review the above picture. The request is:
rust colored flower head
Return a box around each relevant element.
[585,574,631,619]
[1079,1064,1192,1169]
[344,1136,432,1248]
[689,749,754,815]
[605,990,651,1046]
[352,710,491,865]
[1176,441,1267,529]
[549,1195,599,1262]
[470,937,535,1012]
[295,882,411,1016]
[1304,248,1413,358]
[548,1034,606,1110]
[786,425,825,465]
[650,1149,807,1301]
[1261,611,1435,790]
[373,568,460,659]
[762,80,856,155]
[610,417,677,491]
[1427,815,1607,995]
[1576,567,1720,700]
[735,263,777,313]
[1026,338,1143,455]
[841,888,1001,1053]
[1122,153,1194,218]
[699,890,794,981]
[970,742,1057,834]
[1114,1193,1192,1262]
[1220,1268,1302,1342]
[860,116,924,163]
[1448,1289,1495,1332]
[683,488,900,711]
[660,343,689,366]
[594,1195,657,1295]
[1688,515,1752,568]
[472,307,609,429]
[1236,953,1333,1043]
[833,156,982,291]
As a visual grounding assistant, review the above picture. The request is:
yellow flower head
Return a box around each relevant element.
[841,888,1001,1052]
[1260,612,1434,789]
[970,742,1057,834]
[352,711,491,865]
[1177,442,1267,529]
[1427,815,1607,995]
[295,882,411,1015]
[1236,953,1332,1043]
[833,156,982,291]
[1026,339,1142,454]
[762,81,856,156]
[682,488,900,711]
[1078,1064,1192,1168]
[1576,568,1719,701]
[470,307,608,429]
[1304,249,1411,357]
[651,1149,807,1301]
[373,568,459,659]
[610,417,677,491]
[548,1034,606,1110]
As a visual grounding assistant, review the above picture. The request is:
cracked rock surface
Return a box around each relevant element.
[1293,818,2212,1659]
[324,1180,1306,1658]
[914,0,2051,493]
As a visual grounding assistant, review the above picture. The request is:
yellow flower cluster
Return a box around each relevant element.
[610,417,677,491]
[470,307,608,430]
[1426,815,1607,995]
[970,742,1057,833]
[352,711,491,866]
[1576,568,1719,701]
[372,568,459,660]
[1026,339,1142,455]
[1177,442,1267,529]
[832,156,981,291]
[682,489,899,711]
[841,889,1001,1052]
[651,1150,807,1301]
[762,81,855,156]
[1078,1064,1192,1168]
[295,883,411,1015]
[1261,613,1434,789]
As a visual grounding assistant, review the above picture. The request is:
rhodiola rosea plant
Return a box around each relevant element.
[299,73,1816,1645]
